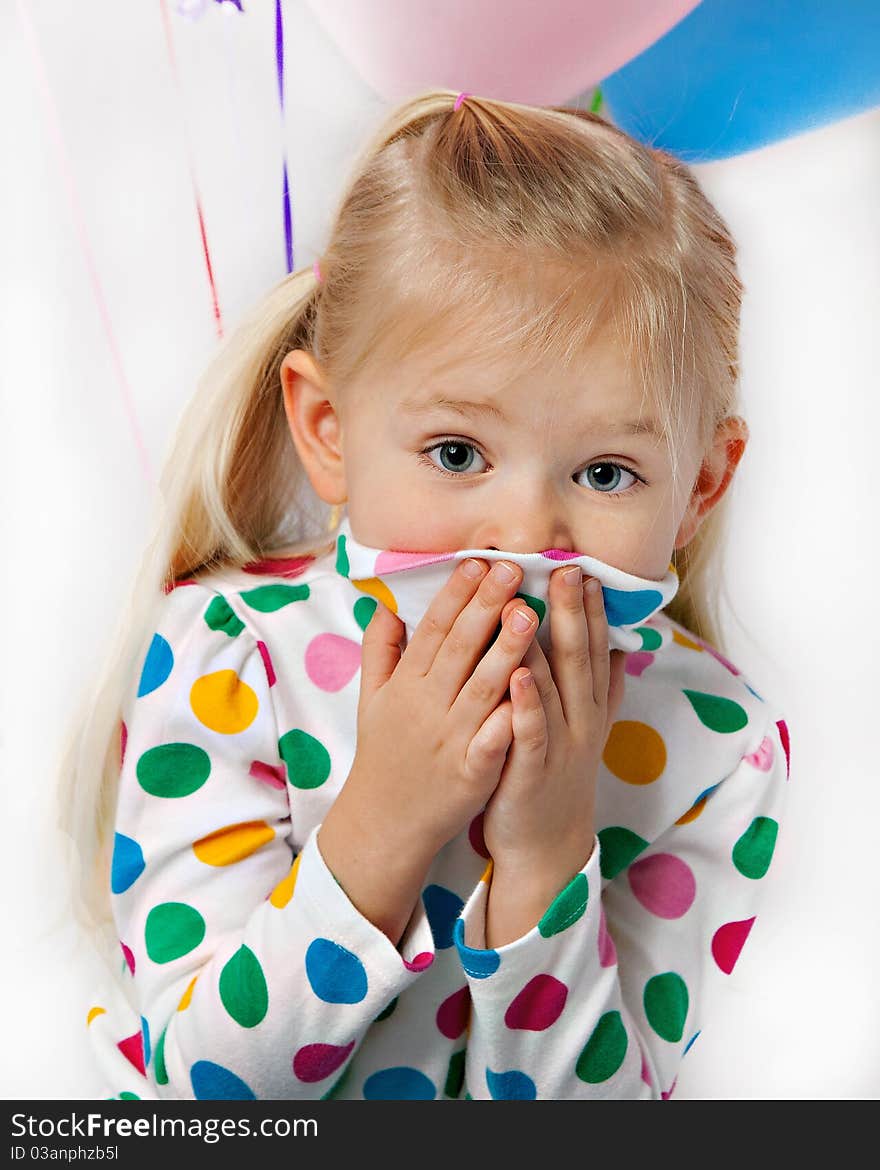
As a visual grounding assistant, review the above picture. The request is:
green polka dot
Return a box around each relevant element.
[354,596,378,631]
[635,626,662,652]
[219,945,269,1027]
[154,1028,168,1086]
[683,689,749,733]
[598,826,649,880]
[514,592,546,625]
[576,1010,628,1083]
[144,902,206,964]
[374,996,398,1022]
[644,972,689,1042]
[204,596,244,638]
[136,743,211,799]
[278,729,332,789]
[444,1049,466,1098]
[336,533,349,578]
[538,872,588,937]
[322,1065,351,1100]
[732,816,778,879]
[239,583,310,613]
[117,1092,140,1100]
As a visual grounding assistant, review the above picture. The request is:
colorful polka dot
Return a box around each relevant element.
[444,1050,466,1098]
[598,826,649,879]
[239,583,310,612]
[353,596,377,630]
[436,986,471,1039]
[137,742,210,798]
[504,975,568,1031]
[137,634,173,697]
[777,719,791,777]
[120,720,127,765]
[111,833,145,894]
[675,795,708,824]
[672,630,703,651]
[635,626,662,652]
[154,1028,168,1085]
[293,1040,355,1083]
[190,1060,255,1100]
[192,820,274,867]
[256,640,276,686]
[537,873,588,937]
[453,919,500,979]
[117,1031,145,1075]
[743,735,774,771]
[486,1068,536,1100]
[625,651,655,677]
[363,1067,436,1100]
[628,853,696,919]
[732,817,778,879]
[242,554,313,578]
[269,854,301,909]
[278,728,331,789]
[144,902,206,964]
[375,996,398,1023]
[219,945,268,1027]
[712,917,756,974]
[644,972,689,1042]
[597,908,617,967]
[576,1010,628,1083]
[177,976,197,1011]
[203,596,244,638]
[375,549,454,573]
[683,1030,701,1056]
[140,1017,151,1068]
[514,591,545,625]
[120,941,135,976]
[602,587,663,627]
[423,884,465,950]
[190,669,258,734]
[86,1006,106,1026]
[305,938,368,1004]
[248,759,286,789]
[304,633,361,691]
[403,951,434,972]
[683,689,748,734]
[335,533,349,577]
[603,721,666,784]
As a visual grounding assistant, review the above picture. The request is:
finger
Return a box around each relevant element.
[547,565,594,726]
[358,602,405,715]
[509,666,549,763]
[449,597,538,731]
[400,557,491,676]
[584,578,611,706]
[607,649,627,724]
[518,635,565,729]
[465,698,513,779]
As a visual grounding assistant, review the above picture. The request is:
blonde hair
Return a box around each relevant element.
[59,88,745,936]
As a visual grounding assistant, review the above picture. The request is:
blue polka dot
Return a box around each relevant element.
[453,919,500,979]
[683,1030,701,1056]
[190,1060,256,1100]
[110,833,145,894]
[486,1068,536,1100]
[363,1067,436,1100]
[422,884,465,950]
[140,1017,151,1068]
[745,682,764,701]
[305,938,368,1003]
[137,634,174,697]
[602,587,664,627]
[694,782,721,805]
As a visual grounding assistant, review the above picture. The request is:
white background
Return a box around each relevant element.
[2,1,878,1100]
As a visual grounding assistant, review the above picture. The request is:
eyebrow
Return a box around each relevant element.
[399,395,662,437]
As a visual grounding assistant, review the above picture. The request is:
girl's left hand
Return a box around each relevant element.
[481,567,627,883]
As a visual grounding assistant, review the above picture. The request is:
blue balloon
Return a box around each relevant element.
[601,1,880,161]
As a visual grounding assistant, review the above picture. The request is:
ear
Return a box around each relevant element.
[674,415,749,549]
[279,349,347,506]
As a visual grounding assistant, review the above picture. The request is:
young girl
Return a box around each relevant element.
[64,89,789,1101]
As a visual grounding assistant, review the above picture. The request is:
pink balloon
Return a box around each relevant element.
[304,1,699,106]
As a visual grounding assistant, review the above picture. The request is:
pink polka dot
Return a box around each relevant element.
[305,633,361,692]
[468,811,489,859]
[743,736,774,771]
[640,1051,652,1086]
[540,548,584,560]
[293,1040,355,1083]
[249,760,286,790]
[403,951,434,973]
[625,651,654,677]
[711,916,756,974]
[375,550,455,573]
[661,1077,678,1100]
[504,974,568,1031]
[436,986,471,1039]
[120,721,127,766]
[628,853,696,919]
[597,907,617,967]
[117,1031,145,1075]
[777,719,791,778]
[120,941,135,976]
[243,555,313,578]
[257,640,276,687]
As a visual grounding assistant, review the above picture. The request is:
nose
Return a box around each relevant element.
[477,503,576,555]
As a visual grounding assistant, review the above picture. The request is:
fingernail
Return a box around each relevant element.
[563,566,582,586]
[493,561,517,584]
[585,578,601,596]
[511,608,533,633]
[461,558,484,579]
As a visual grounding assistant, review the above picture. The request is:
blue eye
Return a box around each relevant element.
[577,463,639,493]
[423,442,487,476]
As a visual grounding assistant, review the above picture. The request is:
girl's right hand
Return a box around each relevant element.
[316,557,538,941]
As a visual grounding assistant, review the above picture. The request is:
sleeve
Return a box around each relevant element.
[452,710,790,1100]
[112,583,431,1101]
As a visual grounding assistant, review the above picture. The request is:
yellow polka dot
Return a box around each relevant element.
[603,720,667,785]
[351,577,398,615]
[192,820,274,866]
[270,853,302,909]
[672,630,704,652]
[480,858,494,884]
[676,795,708,825]
[86,1006,106,1026]
[190,669,258,733]
[178,975,198,1012]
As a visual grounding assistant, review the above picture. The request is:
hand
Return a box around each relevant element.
[482,566,627,899]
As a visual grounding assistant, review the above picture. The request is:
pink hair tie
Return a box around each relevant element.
[313,259,323,284]
[454,92,472,111]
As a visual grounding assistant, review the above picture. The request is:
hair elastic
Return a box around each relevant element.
[454,92,472,111]
[313,259,323,284]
